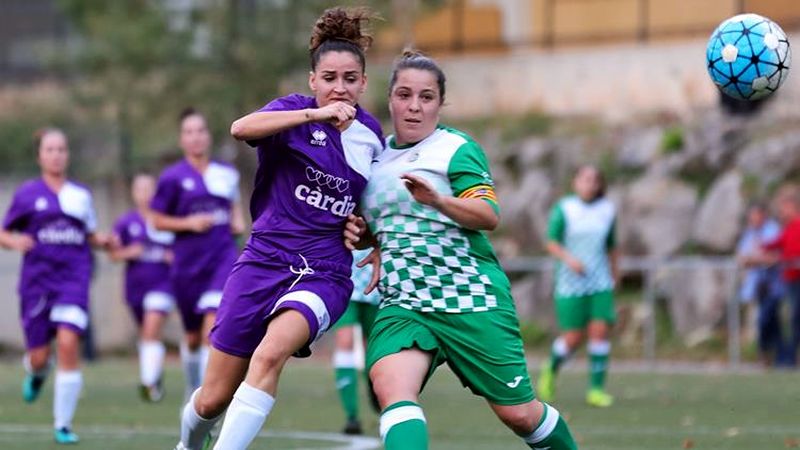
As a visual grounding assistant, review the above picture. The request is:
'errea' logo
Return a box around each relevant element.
[310,129,327,147]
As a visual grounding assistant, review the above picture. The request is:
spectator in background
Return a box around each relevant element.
[736,201,788,367]
[758,184,800,368]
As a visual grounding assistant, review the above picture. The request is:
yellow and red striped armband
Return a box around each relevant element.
[458,184,498,203]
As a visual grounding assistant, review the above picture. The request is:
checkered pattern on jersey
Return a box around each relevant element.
[363,186,497,313]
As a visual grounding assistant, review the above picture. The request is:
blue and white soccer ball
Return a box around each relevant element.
[706,13,791,101]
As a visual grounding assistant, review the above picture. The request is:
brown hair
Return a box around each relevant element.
[389,48,447,104]
[575,164,607,200]
[33,127,66,154]
[178,107,205,127]
[309,7,374,72]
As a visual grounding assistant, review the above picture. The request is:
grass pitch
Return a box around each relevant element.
[0,358,797,449]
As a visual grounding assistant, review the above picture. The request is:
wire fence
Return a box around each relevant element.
[503,255,746,368]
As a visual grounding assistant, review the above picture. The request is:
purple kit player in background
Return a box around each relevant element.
[175,7,383,450]
[0,128,113,445]
[110,173,176,402]
[150,108,246,400]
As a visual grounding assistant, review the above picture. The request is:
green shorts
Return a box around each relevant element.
[555,290,616,330]
[366,304,535,406]
[333,301,379,338]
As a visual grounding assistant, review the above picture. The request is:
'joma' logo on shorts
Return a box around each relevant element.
[506,376,523,388]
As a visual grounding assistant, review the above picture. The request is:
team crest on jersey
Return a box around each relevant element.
[181,178,196,191]
[310,129,328,147]
[34,197,48,211]
[128,222,142,237]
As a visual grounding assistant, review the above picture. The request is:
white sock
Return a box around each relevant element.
[180,388,222,450]
[181,343,203,398]
[54,370,83,430]
[213,382,275,450]
[139,340,165,386]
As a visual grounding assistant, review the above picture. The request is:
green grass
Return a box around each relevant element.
[0,358,798,449]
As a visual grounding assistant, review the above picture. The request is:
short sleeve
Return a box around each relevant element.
[113,216,130,246]
[150,175,178,216]
[3,188,28,232]
[246,94,309,149]
[547,203,566,244]
[84,194,98,233]
[447,140,499,215]
[606,216,617,250]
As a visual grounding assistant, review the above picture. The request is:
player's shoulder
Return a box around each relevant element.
[265,93,315,112]
[438,125,481,148]
[354,106,383,141]
[116,209,140,225]
[14,178,45,196]
[157,159,193,183]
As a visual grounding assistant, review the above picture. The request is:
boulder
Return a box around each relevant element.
[509,272,556,329]
[691,171,745,251]
[736,131,800,189]
[656,262,735,346]
[621,174,698,256]
[498,170,553,252]
[616,127,663,169]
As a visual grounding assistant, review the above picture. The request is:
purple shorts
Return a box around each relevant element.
[173,255,234,332]
[20,291,89,350]
[210,246,353,359]
[126,290,175,326]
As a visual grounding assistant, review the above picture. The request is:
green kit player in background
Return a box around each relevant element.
[539,165,619,408]
[346,49,577,450]
[332,248,381,435]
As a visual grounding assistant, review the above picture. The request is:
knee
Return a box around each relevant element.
[498,407,538,436]
[184,333,201,351]
[195,388,231,418]
[369,369,414,409]
[249,349,288,378]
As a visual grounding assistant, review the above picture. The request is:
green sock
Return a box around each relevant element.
[588,340,611,390]
[381,401,428,450]
[334,367,359,420]
[550,337,571,373]
[525,403,577,450]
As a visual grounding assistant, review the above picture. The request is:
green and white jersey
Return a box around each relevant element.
[350,248,380,305]
[547,195,616,297]
[362,125,511,313]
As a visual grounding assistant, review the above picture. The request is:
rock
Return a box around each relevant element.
[617,127,663,169]
[509,273,555,329]
[498,170,553,252]
[656,262,735,345]
[623,175,698,256]
[516,137,554,169]
[736,131,800,189]
[691,171,745,251]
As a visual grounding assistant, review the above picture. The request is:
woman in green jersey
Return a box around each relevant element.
[538,165,618,408]
[347,50,577,450]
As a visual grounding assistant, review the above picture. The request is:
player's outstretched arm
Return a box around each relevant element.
[546,240,585,275]
[230,102,356,141]
[151,210,214,233]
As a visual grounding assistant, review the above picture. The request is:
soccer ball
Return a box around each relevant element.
[706,13,791,101]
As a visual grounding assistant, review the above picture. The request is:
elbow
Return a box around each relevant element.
[230,120,247,141]
[483,214,499,231]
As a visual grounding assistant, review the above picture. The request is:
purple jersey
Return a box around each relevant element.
[150,159,240,278]
[2,178,96,300]
[113,210,174,304]
[247,94,383,267]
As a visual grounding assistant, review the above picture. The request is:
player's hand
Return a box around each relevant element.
[186,213,215,233]
[400,173,442,208]
[91,232,116,251]
[163,249,175,264]
[357,246,381,294]
[127,243,145,258]
[308,102,356,128]
[565,256,585,275]
[9,233,35,253]
[344,214,367,250]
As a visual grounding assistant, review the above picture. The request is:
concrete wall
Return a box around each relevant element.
[426,33,800,122]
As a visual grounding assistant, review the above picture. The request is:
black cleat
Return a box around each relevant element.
[342,419,363,435]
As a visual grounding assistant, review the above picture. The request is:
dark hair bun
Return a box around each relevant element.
[309,7,373,53]
[400,48,426,59]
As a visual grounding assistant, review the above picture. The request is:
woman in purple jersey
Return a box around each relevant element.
[110,173,175,402]
[150,108,246,401]
[0,128,113,444]
[175,7,383,450]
